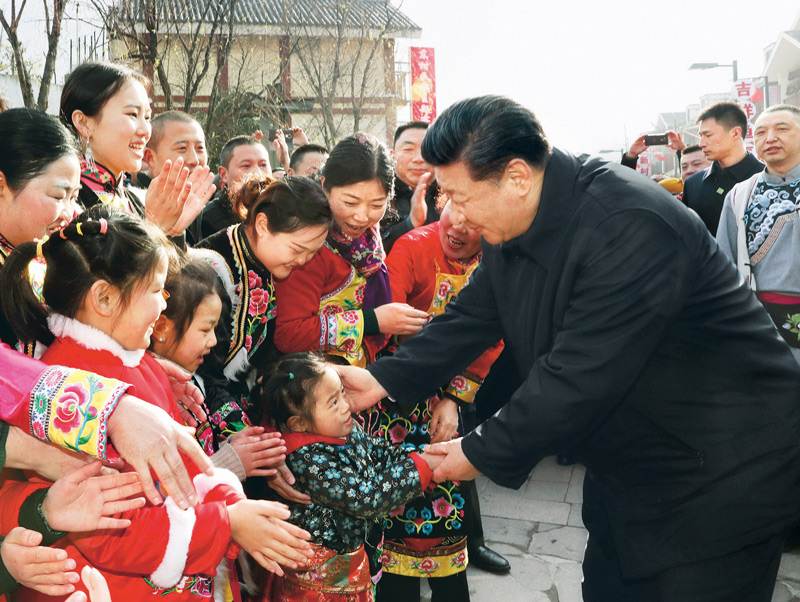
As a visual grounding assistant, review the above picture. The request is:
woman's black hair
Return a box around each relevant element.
[0,108,79,191]
[254,352,329,429]
[236,175,332,234]
[59,61,150,137]
[153,257,225,354]
[321,133,394,198]
[1,205,176,346]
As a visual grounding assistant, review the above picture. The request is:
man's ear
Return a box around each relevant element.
[87,280,120,318]
[152,314,172,344]
[504,158,534,199]
[218,166,228,188]
[287,415,308,433]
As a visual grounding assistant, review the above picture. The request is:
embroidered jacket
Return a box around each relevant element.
[283,423,432,554]
[192,225,277,444]
[387,222,504,403]
[77,159,144,218]
[12,316,246,602]
[273,243,385,367]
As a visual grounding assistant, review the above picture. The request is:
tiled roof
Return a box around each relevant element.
[126,0,420,33]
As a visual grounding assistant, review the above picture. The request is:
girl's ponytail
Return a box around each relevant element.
[1,241,53,345]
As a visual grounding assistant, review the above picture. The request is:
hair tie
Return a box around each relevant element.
[288,372,294,380]
[76,222,83,236]
[36,235,49,260]
[98,218,108,234]
[59,227,68,239]
[357,134,367,145]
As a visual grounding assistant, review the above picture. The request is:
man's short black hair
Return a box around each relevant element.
[220,135,262,169]
[393,121,429,146]
[697,102,748,137]
[289,144,328,171]
[761,103,800,122]
[421,95,551,181]
[683,144,702,155]
[148,110,201,150]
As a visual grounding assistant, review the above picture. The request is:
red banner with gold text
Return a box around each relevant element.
[410,47,436,123]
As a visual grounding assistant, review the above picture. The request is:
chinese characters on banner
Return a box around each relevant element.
[732,79,761,153]
[411,47,436,123]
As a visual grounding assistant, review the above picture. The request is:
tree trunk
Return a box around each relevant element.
[36,0,69,111]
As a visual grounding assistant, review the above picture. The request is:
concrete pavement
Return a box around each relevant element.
[419,456,800,601]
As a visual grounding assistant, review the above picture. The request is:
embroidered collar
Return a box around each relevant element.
[282,430,348,454]
[80,157,120,188]
[0,230,15,265]
[47,314,145,367]
[763,161,800,186]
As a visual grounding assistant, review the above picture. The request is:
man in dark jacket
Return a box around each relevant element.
[339,96,800,602]
[683,101,764,234]
[381,122,440,253]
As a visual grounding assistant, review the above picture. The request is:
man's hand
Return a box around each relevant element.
[145,158,192,234]
[666,130,686,153]
[229,427,286,477]
[228,500,313,575]
[374,302,429,336]
[43,461,145,531]
[267,462,312,504]
[626,134,648,160]
[273,130,291,171]
[152,356,207,426]
[425,438,480,482]
[0,528,78,596]
[428,396,459,444]
[108,395,214,509]
[335,365,387,413]
[5,426,93,481]
[409,172,432,228]
[291,127,309,147]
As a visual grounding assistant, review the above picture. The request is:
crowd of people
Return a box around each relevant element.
[1,57,800,602]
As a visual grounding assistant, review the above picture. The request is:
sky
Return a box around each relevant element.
[395,0,800,155]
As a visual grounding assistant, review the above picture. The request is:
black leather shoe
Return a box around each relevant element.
[468,544,510,574]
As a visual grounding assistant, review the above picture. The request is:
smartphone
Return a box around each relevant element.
[268,128,294,142]
[644,134,669,146]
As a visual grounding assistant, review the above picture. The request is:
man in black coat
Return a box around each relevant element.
[340,96,800,601]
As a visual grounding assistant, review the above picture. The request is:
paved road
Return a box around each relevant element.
[419,456,800,601]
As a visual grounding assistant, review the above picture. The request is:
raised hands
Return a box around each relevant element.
[145,157,191,234]
[374,302,429,336]
[229,427,287,478]
[409,172,432,228]
[272,129,291,171]
[227,499,313,575]
[168,166,216,237]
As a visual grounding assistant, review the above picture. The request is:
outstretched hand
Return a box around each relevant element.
[229,427,287,477]
[228,499,313,575]
[65,565,112,602]
[267,461,312,504]
[168,165,216,236]
[108,395,214,509]
[0,527,78,596]
[43,461,145,532]
[425,438,480,482]
[152,355,207,426]
[145,157,192,234]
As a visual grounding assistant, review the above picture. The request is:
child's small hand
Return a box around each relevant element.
[0,527,78,595]
[229,427,287,477]
[419,450,444,474]
[227,500,313,576]
[65,565,112,602]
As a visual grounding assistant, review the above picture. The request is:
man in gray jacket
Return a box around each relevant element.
[716,104,800,362]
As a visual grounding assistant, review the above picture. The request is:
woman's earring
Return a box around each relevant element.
[84,136,96,173]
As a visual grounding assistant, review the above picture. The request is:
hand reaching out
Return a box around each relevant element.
[0,527,78,596]
[229,427,287,477]
[228,499,313,575]
[334,365,387,413]
[272,130,291,171]
[65,565,112,602]
[43,461,145,532]
[374,302,429,336]
[291,127,309,147]
[151,355,207,426]
[428,396,459,444]
[267,461,312,504]
[409,172,432,228]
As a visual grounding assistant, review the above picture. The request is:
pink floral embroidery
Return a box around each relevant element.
[341,311,359,325]
[431,496,455,519]
[44,369,64,388]
[449,375,468,394]
[354,284,366,304]
[437,280,452,300]
[248,288,269,316]
[245,335,253,351]
[321,305,341,317]
[388,505,405,517]
[53,382,93,434]
[248,270,262,290]
[388,423,409,443]
[32,421,46,439]
[414,558,440,575]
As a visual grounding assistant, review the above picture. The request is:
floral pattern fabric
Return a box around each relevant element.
[273,543,373,601]
[318,266,368,367]
[284,423,426,556]
[28,365,128,461]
